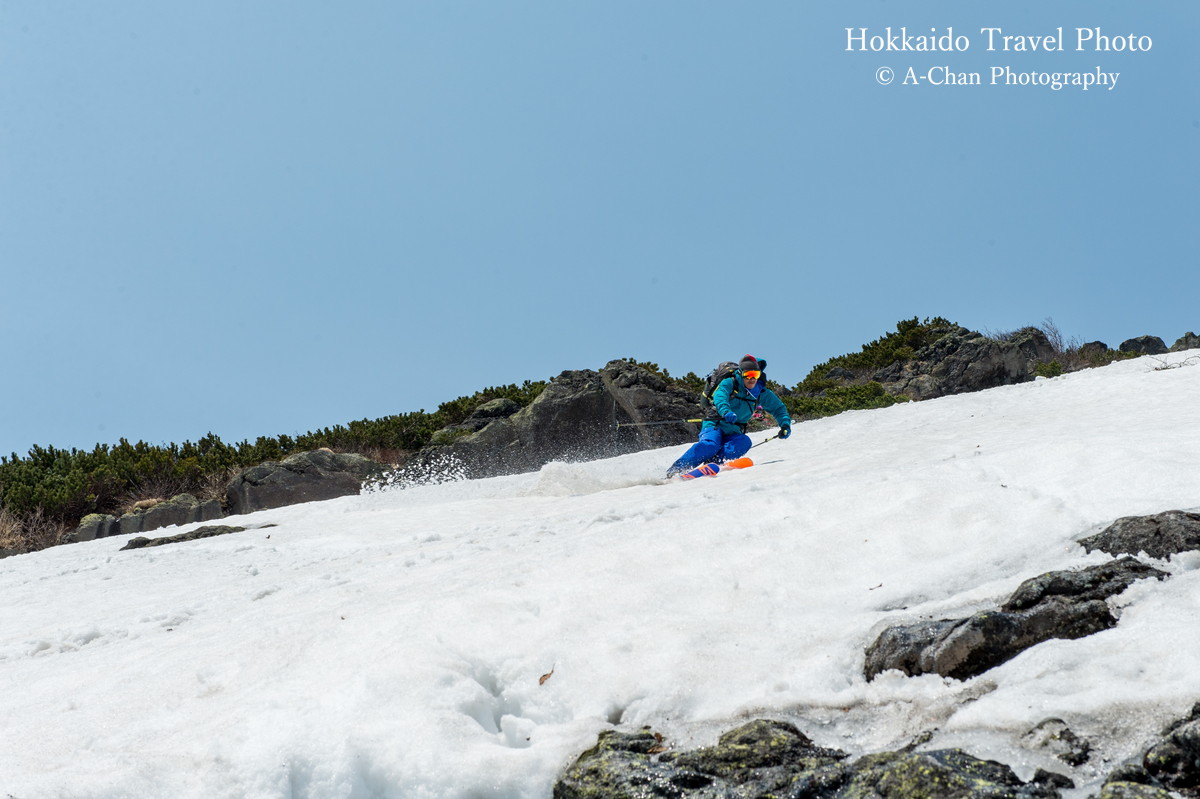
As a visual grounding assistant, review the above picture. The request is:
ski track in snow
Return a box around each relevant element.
[1,352,1199,798]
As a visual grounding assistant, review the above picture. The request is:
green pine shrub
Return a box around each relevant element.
[778,317,955,420]
[0,378,550,551]
[783,381,909,421]
[802,316,956,383]
[1034,360,1064,378]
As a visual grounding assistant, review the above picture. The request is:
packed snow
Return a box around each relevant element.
[2,352,1199,799]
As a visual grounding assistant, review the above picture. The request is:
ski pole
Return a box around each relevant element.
[750,431,783,449]
[616,419,703,430]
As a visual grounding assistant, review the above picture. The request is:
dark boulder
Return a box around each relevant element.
[863,599,1116,682]
[413,360,702,479]
[553,727,725,799]
[659,718,847,782]
[1008,327,1059,363]
[1171,332,1200,352]
[865,325,1055,401]
[1000,556,1168,611]
[225,450,387,515]
[1101,702,1200,797]
[1119,336,1168,355]
[795,748,1065,799]
[825,366,857,381]
[1021,718,1092,767]
[432,398,522,440]
[115,494,224,537]
[554,720,1064,799]
[553,720,847,799]
[73,495,225,542]
[1080,511,1200,560]
[73,513,120,542]
[1097,782,1176,799]
[120,525,249,550]
[1141,702,1200,796]
[864,558,1167,681]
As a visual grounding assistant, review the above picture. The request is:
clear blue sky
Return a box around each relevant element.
[2,1,1196,457]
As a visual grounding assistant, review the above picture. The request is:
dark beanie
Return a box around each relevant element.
[739,354,761,372]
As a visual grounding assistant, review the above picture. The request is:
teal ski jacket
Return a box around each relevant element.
[703,374,791,435]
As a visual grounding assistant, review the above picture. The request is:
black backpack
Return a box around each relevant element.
[699,362,738,409]
[699,360,766,409]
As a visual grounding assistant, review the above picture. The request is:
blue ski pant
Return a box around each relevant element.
[669,427,751,475]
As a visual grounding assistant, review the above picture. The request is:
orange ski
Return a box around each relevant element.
[679,457,754,480]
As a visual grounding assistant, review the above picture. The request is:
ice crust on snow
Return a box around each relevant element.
[1,352,1199,798]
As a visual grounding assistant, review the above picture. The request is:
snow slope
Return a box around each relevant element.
[2,352,1199,799]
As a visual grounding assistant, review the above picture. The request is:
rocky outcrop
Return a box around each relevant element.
[1101,702,1200,797]
[1096,781,1176,799]
[71,494,225,542]
[1021,718,1092,767]
[805,748,1068,799]
[432,398,522,443]
[1171,332,1200,352]
[411,360,701,479]
[1119,336,1168,355]
[120,524,249,551]
[830,325,1056,401]
[74,513,120,542]
[864,557,1167,681]
[225,450,387,515]
[123,494,223,535]
[554,719,1066,799]
[554,720,845,799]
[1079,511,1200,560]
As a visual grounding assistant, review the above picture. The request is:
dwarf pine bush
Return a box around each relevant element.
[0,379,550,551]
[797,317,956,388]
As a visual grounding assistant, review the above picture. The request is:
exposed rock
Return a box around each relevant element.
[1021,718,1092,767]
[799,748,1064,799]
[1079,511,1200,560]
[431,398,523,442]
[120,524,249,550]
[1171,332,1200,352]
[1101,703,1200,798]
[73,513,119,542]
[412,360,702,479]
[554,720,1064,799]
[864,558,1167,681]
[1140,702,1200,796]
[1119,336,1168,355]
[1007,327,1059,363]
[1096,781,1175,799]
[143,493,223,530]
[226,450,387,515]
[106,494,224,537]
[1001,557,1168,611]
[1080,341,1109,358]
[863,600,1114,681]
[119,512,146,537]
[659,718,847,781]
[553,727,721,799]
[849,325,1056,401]
[1032,769,1076,790]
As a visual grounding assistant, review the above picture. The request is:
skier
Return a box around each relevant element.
[667,354,792,478]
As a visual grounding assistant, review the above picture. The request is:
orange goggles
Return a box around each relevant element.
[742,370,762,380]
